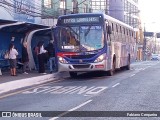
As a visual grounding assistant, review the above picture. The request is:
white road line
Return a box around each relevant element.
[49,100,92,120]
[112,83,120,88]
[130,74,135,77]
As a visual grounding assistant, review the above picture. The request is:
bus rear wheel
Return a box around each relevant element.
[69,72,77,78]
[108,59,116,76]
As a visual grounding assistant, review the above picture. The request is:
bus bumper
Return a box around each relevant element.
[58,60,107,72]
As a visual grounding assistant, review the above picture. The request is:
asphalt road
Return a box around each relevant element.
[1,61,160,120]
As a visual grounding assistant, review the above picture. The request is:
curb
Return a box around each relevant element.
[0,72,69,95]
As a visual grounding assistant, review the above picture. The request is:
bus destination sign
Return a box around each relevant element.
[63,17,100,24]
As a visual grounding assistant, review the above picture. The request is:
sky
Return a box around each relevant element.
[139,0,160,32]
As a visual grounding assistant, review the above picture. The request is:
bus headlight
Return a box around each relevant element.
[94,54,105,63]
[58,57,68,64]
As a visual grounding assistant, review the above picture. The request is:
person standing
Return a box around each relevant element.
[8,43,18,76]
[33,44,39,70]
[37,41,47,74]
[22,42,29,74]
[46,41,55,73]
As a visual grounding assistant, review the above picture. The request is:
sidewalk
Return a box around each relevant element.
[0,70,69,95]
[0,61,149,95]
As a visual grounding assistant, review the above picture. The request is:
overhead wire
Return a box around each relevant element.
[0,0,55,17]
[0,0,90,18]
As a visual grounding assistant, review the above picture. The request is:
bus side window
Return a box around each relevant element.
[106,24,112,46]
[112,23,114,32]
[120,26,122,42]
[116,24,118,33]
[107,25,112,34]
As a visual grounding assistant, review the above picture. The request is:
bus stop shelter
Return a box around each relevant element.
[0,19,50,70]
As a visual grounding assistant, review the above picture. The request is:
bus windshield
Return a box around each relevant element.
[59,25,104,52]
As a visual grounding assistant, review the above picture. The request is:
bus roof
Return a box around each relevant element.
[103,14,133,30]
[58,13,134,30]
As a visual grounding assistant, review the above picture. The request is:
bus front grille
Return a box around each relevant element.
[66,54,96,59]
[73,64,90,69]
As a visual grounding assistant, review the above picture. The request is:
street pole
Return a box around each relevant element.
[155,35,157,54]
[143,24,147,61]
[64,0,67,15]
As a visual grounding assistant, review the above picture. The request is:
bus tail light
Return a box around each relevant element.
[58,57,68,64]
[94,54,106,63]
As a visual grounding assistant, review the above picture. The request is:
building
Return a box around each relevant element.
[41,0,91,25]
[90,0,109,13]
[0,0,42,24]
[108,0,139,28]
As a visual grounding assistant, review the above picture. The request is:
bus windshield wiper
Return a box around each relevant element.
[84,25,92,36]
[67,26,78,36]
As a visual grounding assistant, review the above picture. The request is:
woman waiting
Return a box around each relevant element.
[37,41,47,74]
[8,43,18,76]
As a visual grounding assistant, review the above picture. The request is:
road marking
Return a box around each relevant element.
[112,83,120,88]
[22,86,108,96]
[0,80,63,99]
[49,100,92,120]
[130,74,135,77]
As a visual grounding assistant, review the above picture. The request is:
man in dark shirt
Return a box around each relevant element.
[22,42,29,74]
[46,41,55,73]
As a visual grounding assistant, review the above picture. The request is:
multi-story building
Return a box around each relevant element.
[90,0,109,13]
[42,0,90,17]
[41,0,91,26]
[109,0,139,28]
[89,0,140,28]
[0,0,42,24]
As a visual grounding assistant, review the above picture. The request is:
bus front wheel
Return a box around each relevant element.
[69,72,77,78]
[108,59,116,76]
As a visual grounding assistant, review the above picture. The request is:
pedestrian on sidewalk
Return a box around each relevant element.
[22,42,29,74]
[8,43,18,76]
[46,41,55,73]
[37,41,48,74]
[33,45,39,70]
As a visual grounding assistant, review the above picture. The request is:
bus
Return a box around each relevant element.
[53,13,136,78]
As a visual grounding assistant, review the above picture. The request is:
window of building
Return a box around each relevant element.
[44,0,51,8]
[60,0,65,9]
[90,0,106,11]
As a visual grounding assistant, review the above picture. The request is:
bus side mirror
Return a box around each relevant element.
[107,26,112,34]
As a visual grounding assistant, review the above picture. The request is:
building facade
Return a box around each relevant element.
[109,0,139,28]
[0,0,42,24]
[42,0,91,17]
[90,0,109,13]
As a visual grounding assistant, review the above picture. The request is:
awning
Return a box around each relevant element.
[34,28,52,36]
[0,19,17,25]
[0,20,50,33]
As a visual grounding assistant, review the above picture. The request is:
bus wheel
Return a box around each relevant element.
[126,56,130,70]
[108,59,116,76]
[69,72,77,78]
